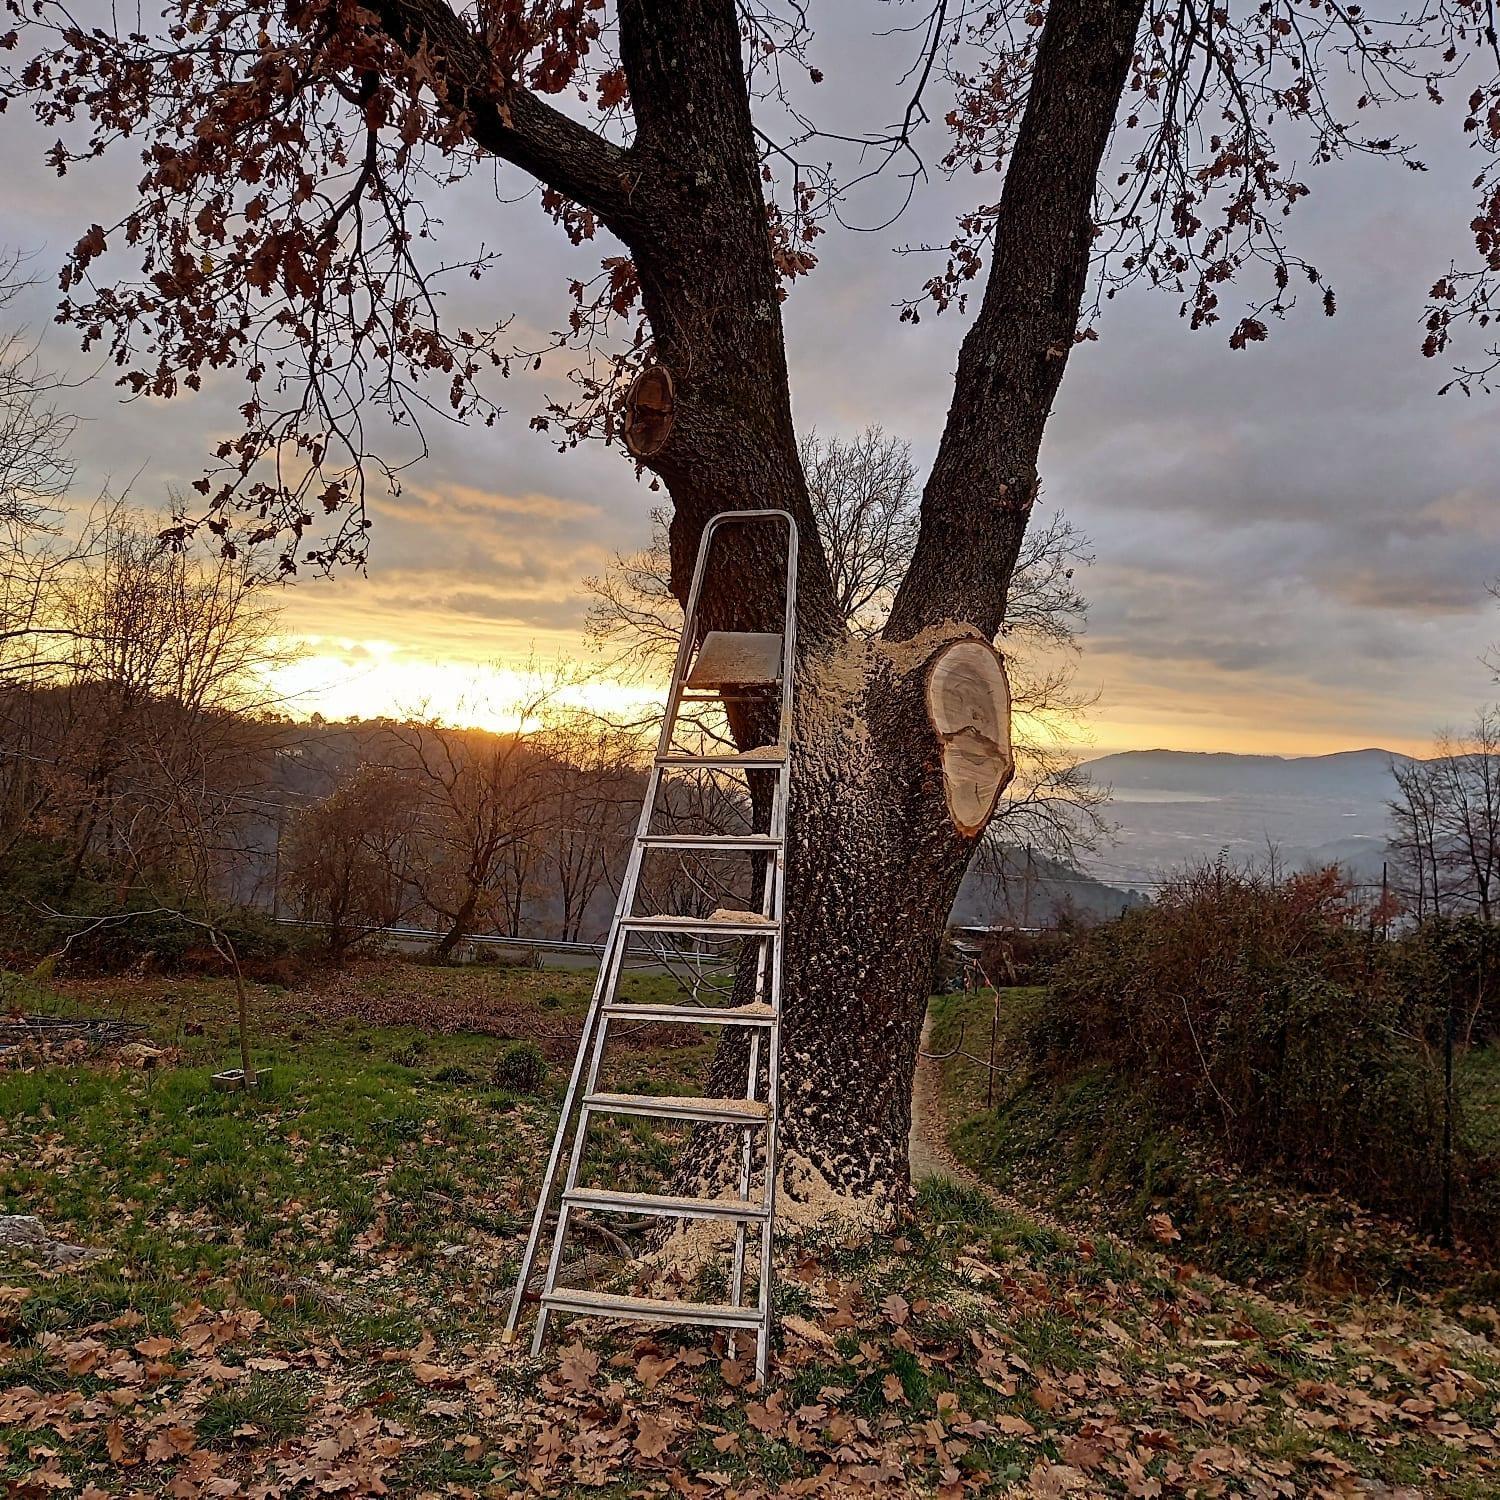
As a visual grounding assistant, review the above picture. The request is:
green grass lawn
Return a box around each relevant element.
[1,966,1497,1495]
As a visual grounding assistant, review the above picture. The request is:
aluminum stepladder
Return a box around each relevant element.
[503,508,798,1384]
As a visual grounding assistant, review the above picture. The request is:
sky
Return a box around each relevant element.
[3,11,1499,758]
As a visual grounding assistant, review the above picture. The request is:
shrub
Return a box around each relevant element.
[492,1040,546,1094]
[1031,861,1487,1243]
[0,838,297,976]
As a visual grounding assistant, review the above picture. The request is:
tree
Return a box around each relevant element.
[284,762,424,960]
[391,696,555,960]
[586,440,1106,863]
[46,512,286,893]
[1390,713,1500,923]
[587,437,1088,662]
[800,429,918,635]
[0,247,87,687]
[10,1,1499,1219]
[0,250,72,543]
[0,506,288,894]
[535,716,638,942]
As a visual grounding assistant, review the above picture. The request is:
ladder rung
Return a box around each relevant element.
[585,1092,770,1124]
[543,1287,762,1330]
[604,1001,776,1027]
[565,1187,768,1221]
[624,910,779,935]
[658,748,786,768]
[637,834,780,851]
[684,630,783,689]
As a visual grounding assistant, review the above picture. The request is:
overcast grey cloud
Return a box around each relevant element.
[1,9,1496,752]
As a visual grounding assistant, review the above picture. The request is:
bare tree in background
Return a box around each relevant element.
[586,429,1106,867]
[0,248,88,687]
[801,428,918,635]
[0,251,73,539]
[390,677,559,960]
[1,509,289,889]
[283,763,424,960]
[1390,712,1500,922]
[536,716,639,942]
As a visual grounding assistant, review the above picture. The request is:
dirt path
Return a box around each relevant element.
[906,1005,1093,1244]
[907,1008,957,1186]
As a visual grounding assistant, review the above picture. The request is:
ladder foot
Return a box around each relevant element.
[529,1309,550,1358]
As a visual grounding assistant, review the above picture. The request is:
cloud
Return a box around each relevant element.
[4,18,1498,753]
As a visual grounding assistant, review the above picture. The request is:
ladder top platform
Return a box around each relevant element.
[657,746,786,768]
[685,630,784,689]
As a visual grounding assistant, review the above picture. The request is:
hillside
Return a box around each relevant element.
[3,966,1496,1497]
[1083,747,1412,798]
[950,846,1145,927]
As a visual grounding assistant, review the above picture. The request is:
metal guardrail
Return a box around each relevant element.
[273,917,606,956]
[271,918,721,969]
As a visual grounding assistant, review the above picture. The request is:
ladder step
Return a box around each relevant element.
[684,630,783,689]
[566,1187,768,1221]
[543,1287,762,1331]
[658,747,786,768]
[637,834,781,851]
[624,909,779,935]
[604,1001,776,1027]
[585,1092,770,1124]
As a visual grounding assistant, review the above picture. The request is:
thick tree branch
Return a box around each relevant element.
[886,0,1144,642]
[361,0,639,231]
[606,0,845,649]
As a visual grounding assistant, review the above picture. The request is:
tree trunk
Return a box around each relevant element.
[643,0,1142,1224]
[672,628,990,1225]
[434,891,479,962]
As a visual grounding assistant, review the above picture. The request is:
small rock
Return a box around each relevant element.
[0,1214,102,1267]
[116,1042,167,1069]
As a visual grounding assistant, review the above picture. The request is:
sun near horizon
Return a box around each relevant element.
[261,630,1443,762]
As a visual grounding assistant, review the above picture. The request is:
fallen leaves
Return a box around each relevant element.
[3,984,1497,1499]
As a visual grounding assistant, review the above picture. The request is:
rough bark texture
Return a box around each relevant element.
[887,0,1145,643]
[375,0,1147,1220]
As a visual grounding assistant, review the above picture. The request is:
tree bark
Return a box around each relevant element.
[434,890,480,962]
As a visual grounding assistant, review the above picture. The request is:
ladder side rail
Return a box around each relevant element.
[730,928,772,1312]
[731,740,787,1313]
[658,509,736,759]
[530,928,634,1355]
[777,513,799,750]
[503,917,624,1339]
[756,765,793,1384]
[504,765,664,1339]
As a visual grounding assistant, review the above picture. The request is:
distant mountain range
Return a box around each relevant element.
[1081,748,1413,799]
[1075,748,1412,888]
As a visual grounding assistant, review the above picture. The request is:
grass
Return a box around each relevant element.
[0,964,1496,1495]
[1459,1042,1500,1150]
